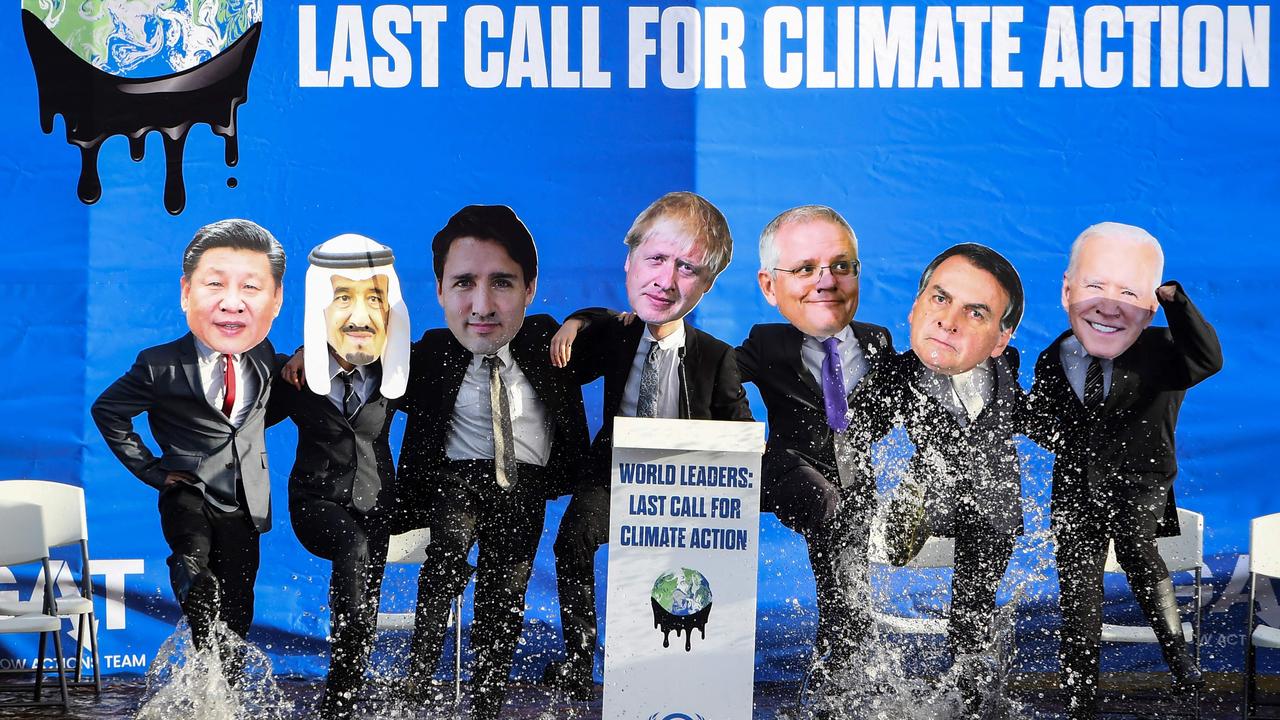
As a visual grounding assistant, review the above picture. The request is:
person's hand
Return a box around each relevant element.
[616,311,637,325]
[551,319,583,368]
[281,350,305,389]
[164,472,198,487]
[1156,283,1176,303]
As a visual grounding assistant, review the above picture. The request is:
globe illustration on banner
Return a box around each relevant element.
[20,0,260,78]
[651,568,713,616]
[650,568,713,652]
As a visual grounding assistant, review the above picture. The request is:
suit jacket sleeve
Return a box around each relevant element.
[91,352,168,490]
[1160,281,1224,389]
[711,346,754,421]
[264,353,296,427]
[734,328,761,386]
[563,306,620,386]
[1024,348,1065,453]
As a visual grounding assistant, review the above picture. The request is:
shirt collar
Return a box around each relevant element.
[477,343,516,368]
[328,353,365,382]
[809,324,855,345]
[643,320,686,352]
[193,336,240,363]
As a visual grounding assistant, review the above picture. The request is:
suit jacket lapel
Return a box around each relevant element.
[178,333,203,402]
[511,327,554,415]
[678,326,698,419]
[1106,356,1139,413]
[784,325,823,399]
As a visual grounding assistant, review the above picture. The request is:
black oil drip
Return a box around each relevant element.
[651,598,712,652]
[21,10,261,215]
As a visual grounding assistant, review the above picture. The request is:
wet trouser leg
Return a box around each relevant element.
[552,485,610,683]
[290,495,389,706]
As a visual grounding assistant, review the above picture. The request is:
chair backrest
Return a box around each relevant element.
[906,536,956,568]
[386,528,432,564]
[0,480,87,547]
[1251,513,1280,579]
[0,500,52,567]
[1104,507,1204,573]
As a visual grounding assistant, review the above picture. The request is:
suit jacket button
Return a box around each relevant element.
[226,463,235,470]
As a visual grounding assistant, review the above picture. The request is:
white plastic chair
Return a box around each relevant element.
[1245,512,1280,718]
[376,528,467,706]
[0,500,70,710]
[1098,507,1203,719]
[0,480,100,694]
[869,536,958,636]
[798,535,959,706]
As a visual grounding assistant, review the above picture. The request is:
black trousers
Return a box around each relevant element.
[551,485,611,679]
[761,462,871,662]
[290,494,389,701]
[1055,496,1174,718]
[409,461,547,720]
[158,483,260,643]
[949,522,1016,654]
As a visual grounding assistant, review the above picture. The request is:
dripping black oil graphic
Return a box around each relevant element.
[21,10,262,215]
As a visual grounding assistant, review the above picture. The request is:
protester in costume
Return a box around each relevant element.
[736,205,894,681]
[854,243,1026,718]
[542,191,753,699]
[269,234,408,718]
[395,206,590,719]
[92,219,285,678]
[1026,222,1222,720]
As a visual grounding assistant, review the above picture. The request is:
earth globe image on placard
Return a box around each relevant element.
[20,0,260,78]
[20,0,265,214]
[650,568,713,651]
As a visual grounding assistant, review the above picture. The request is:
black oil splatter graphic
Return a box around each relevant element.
[21,10,261,215]
[651,598,712,652]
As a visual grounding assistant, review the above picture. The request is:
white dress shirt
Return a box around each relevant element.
[800,325,869,395]
[193,337,256,427]
[445,343,552,466]
[620,321,685,419]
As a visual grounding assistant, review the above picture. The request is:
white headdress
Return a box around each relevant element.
[304,234,410,399]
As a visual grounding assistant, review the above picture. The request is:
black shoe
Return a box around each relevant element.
[1170,655,1204,694]
[541,660,594,701]
[404,675,453,706]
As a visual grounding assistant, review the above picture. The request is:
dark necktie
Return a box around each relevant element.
[1083,357,1105,410]
[636,341,661,418]
[220,354,236,418]
[821,337,849,432]
[485,356,518,490]
[341,370,361,420]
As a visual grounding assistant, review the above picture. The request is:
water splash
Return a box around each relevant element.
[135,620,294,720]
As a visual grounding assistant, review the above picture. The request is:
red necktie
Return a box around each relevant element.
[221,354,237,418]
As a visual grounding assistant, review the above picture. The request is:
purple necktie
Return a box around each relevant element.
[821,337,849,432]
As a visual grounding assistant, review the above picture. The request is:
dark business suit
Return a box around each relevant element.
[736,321,892,661]
[396,314,588,719]
[552,313,753,686]
[858,347,1025,657]
[267,364,395,711]
[91,333,277,647]
[1026,283,1222,719]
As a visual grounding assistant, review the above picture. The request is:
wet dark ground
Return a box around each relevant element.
[0,675,1264,719]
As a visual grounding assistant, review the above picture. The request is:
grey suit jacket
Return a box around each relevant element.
[91,333,278,532]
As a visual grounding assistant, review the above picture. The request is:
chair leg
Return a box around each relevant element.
[35,630,47,701]
[87,611,102,695]
[1246,576,1258,719]
[73,617,85,685]
[51,624,70,711]
[454,594,463,707]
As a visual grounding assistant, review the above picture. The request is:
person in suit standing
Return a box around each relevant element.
[736,205,894,675]
[855,243,1026,717]
[269,234,409,718]
[1026,222,1222,720]
[541,191,754,698]
[396,205,589,720]
[92,219,285,667]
